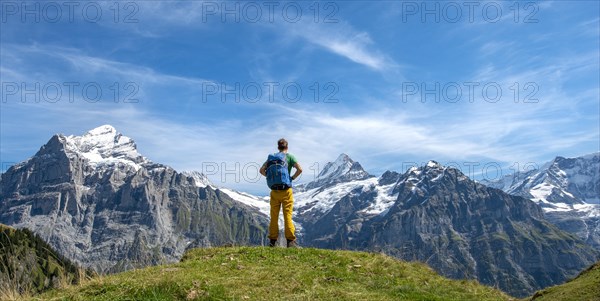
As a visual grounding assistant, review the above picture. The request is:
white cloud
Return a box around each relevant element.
[284,21,393,71]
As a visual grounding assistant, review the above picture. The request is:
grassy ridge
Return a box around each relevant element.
[35,247,514,301]
[526,261,600,301]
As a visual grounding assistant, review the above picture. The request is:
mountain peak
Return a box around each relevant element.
[299,154,372,190]
[335,153,352,163]
[61,125,147,169]
[425,160,442,169]
[405,160,446,176]
[555,152,599,161]
[87,124,117,136]
[316,153,371,180]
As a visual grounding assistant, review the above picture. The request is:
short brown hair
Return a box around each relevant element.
[277,138,288,151]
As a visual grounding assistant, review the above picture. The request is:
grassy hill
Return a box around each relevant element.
[34,246,515,301]
[0,224,88,300]
[526,260,600,301]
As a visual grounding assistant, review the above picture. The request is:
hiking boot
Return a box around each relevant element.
[269,239,277,247]
[287,240,300,248]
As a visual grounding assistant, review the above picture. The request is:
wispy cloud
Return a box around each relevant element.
[94,1,212,37]
[284,21,394,71]
[1,43,211,86]
[130,2,394,71]
[578,17,600,37]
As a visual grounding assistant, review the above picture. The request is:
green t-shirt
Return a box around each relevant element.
[285,153,298,174]
[267,152,298,174]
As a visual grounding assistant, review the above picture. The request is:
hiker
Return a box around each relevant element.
[259,138,303,248]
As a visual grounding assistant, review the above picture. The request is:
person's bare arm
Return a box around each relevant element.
[259,162,267,177]
[291,162,302,180]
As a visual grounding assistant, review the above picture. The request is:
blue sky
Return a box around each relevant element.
[1,1,599,195]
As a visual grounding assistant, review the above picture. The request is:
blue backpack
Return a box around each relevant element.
[266,152,292,190]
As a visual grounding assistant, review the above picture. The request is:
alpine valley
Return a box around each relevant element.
[1,125,598,298]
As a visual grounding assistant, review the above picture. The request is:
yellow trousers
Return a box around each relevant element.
[268,188,296,241]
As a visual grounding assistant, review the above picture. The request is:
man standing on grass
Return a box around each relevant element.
[260,138,303,248]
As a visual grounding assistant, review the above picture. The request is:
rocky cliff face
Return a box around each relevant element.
[481,153,600,249]
[0,125,268,273]
[295,157,599,297]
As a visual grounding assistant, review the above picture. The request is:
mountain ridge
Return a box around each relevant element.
[294,154,599,297]
[0,126,269,273]
[1,126,598,298]
[480,153,600,248]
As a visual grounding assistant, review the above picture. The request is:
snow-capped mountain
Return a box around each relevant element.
[296,153,373,191]
[0,125,269,272]
[296,172,396,218]
[486,153,599,205]
[481,153,600,248]
[63,125,148,170]
[294,154,598,297]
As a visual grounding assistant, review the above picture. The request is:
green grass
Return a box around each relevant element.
[526,261,600,301]
[33,247,515,301]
